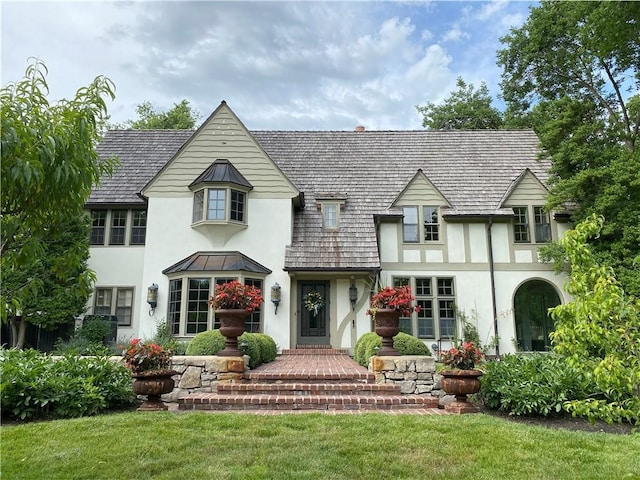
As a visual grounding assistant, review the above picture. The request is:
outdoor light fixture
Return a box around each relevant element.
[349,282,358,311]
[147,283,158,316]
[270,282,281,314]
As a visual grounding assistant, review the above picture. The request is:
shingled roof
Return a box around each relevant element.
[91,129,549,271]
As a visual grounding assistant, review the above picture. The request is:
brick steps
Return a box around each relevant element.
[244,371,376,383]
[178,393,439,411]
[218,382,401,395]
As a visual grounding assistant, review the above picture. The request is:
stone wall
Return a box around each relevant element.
[369,355,442,398]
[163,355,248,402]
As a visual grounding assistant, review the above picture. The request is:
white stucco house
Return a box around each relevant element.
[86,101,570,354]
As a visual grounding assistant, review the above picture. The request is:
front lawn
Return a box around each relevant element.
[2,412,638,480]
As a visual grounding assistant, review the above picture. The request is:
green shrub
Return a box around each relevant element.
[479,353,593,417]
[79,318,112,344]
[238,333,261,368]
[185,330,225,355]
[353,332,431,367]
[0,348,135,421]
[152,319,189,355]
[185,330,277,368]
[253,334,277,363]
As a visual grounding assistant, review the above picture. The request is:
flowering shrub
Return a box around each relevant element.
[440,341,484,370]
[367,285,420,317]
[304,291,324,315]
[209,280,263,312]
[121,338,172,374]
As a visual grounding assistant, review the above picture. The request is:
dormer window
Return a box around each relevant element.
[189,159,252,227]
[322,203,338,229]
[402,205,440,243]
[316,194,346,231]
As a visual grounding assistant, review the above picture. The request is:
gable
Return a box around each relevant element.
[143,102,299,199]
[392,170,450,207]
[501,169,549,206]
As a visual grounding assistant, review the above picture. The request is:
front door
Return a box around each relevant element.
[297,280,330,345]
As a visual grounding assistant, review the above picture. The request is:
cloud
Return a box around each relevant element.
[1,1,536,130]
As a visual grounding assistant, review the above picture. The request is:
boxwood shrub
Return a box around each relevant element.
[479,353,594,417]
[185,330,277,368]
[353,332,431,367]
[0,348,136,421]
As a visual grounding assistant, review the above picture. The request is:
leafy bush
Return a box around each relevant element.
[80,318,112,344]
[185,330,225,356]
[151,319,189,355]
[0,348,135,421]
[354,332,431,367]
[479,353,593,417]
[253,334,277,363]
[185,330,278,368]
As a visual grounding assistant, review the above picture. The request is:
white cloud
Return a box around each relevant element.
[1,1,536,130]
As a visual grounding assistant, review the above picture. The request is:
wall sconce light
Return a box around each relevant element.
[147,283,158,316]
[349,282,358,311]
[270,282,281,314]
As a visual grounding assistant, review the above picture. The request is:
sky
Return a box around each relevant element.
[1,0,537,131]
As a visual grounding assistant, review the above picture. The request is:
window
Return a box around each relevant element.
[168,279,183,336]
[90,210,107,245]
[192,187,247,224]
[534,207,551,243]
[323,204,338,229]
[513,207,530,243]
[186,278,210,334]
[402,206,440,243]
[207,189,226,220]
[423,206,439,241]
[230,191,245,222]
[130,211,147,245]
[391,276,456,339]
[169,274,265,336]
[110,211,127,245]
[402,207,419,242]
[93,287,134,326]
[89,209,147,246]
[513,206,552,244]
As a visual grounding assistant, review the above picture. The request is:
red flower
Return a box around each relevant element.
[367,285,419,317]
[440,341,484,370]
[209,281,263,312]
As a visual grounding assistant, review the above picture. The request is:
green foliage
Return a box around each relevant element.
[1,59,117,333]
[479,354,593,417]
[185,330,277,368]
[185,330,225,356]
[417,77,504,130]
[549,215,640,424]
[80,318,111,344]
[151,319,188,355]
[498,1,640,296]
[253,333,277,363]
[117,99,200,130]
[353,332,431,367]
[0,348,135,421]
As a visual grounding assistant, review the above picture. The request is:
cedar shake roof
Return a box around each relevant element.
[91,129,549,271]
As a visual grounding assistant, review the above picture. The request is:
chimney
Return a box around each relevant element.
[355,125,365,132]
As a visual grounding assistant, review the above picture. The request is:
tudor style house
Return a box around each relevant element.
[87,101,570,355]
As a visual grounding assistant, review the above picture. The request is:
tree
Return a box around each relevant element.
[118,99,200,130]
[1,59,117,345]
[416,77,504,130]
[550,215,639,424]
[498,1,640,295]
[1,216,95,348]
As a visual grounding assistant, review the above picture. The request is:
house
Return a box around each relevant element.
[86,101,570,354]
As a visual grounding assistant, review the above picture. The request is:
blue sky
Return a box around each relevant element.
[1,1,537,130]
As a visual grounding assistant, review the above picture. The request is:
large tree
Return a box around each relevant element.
[498,1,640,295]
[416,77,504,130]
[117,99,200,129]
[1,59,117,345]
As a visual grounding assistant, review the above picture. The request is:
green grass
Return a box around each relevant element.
[2,412,639,480]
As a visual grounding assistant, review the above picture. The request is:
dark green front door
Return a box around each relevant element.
[514,280,561,351]
[297,280,330,345]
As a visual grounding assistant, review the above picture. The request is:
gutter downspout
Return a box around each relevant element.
[487,216,500,357]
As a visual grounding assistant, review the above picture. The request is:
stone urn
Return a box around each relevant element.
[132,370,177,411]
[217,309,250,356]
[440,369,483,413]
[374,308,401,356]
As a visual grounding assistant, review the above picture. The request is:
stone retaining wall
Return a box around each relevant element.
[369,355,442,398]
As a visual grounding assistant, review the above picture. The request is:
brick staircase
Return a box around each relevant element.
[177,346,439,412]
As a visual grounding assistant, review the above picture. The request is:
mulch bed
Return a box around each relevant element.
[482,408,636,435]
